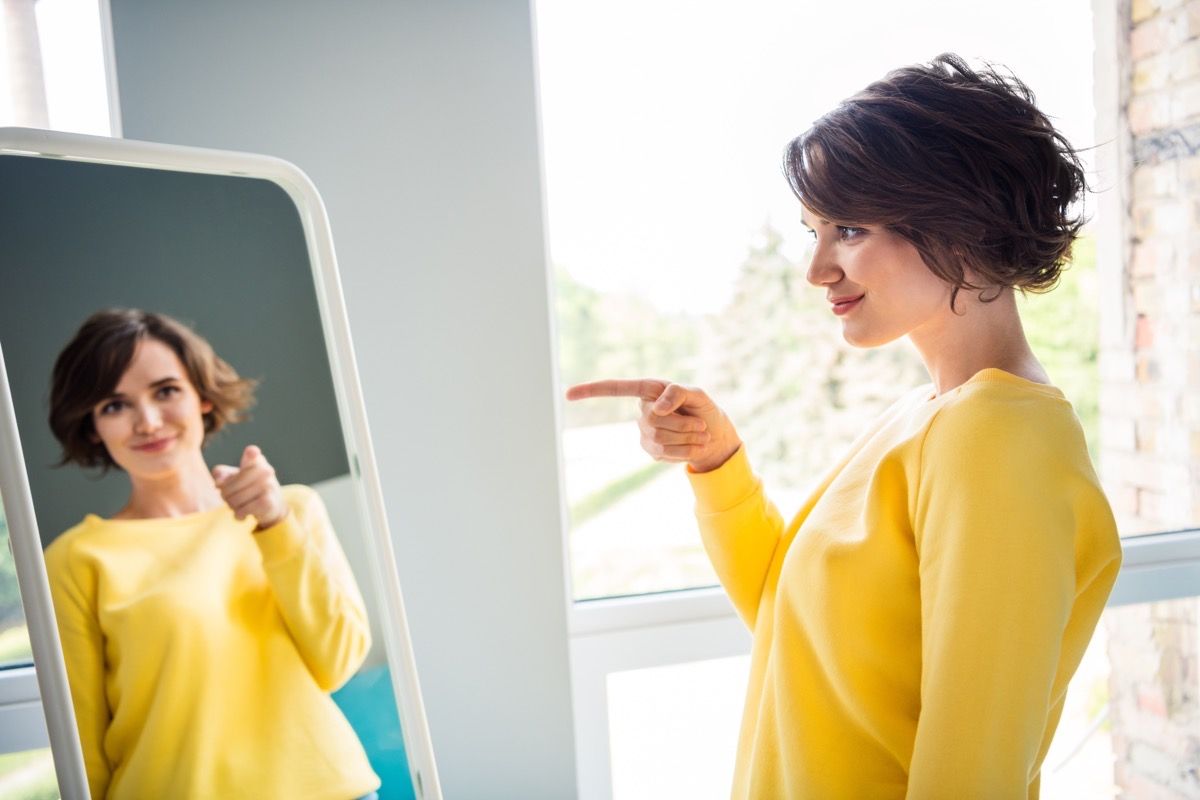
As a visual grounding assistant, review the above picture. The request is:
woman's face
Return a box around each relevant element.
[91,338,212,477]
[801,206,953,347]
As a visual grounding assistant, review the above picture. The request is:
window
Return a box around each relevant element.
[0,0,114,666]
[0,0,114,789]
[0,508,32,669]
[0,0,114,134]
[539,1,1200,796]
[539,0,1100,603]
[0,747,56,799]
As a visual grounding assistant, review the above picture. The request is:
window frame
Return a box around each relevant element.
[553,1,1175,795]
[0,665,48,754]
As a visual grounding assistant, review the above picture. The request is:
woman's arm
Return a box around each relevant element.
[43,538,113,800]
[688,445,785,630]
[906,399,1122,797]
[253,485,372,692]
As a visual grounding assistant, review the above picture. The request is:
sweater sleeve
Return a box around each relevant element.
[253,485,372,692]
[906,398,1121,798]
[687,446,785,630]
[43,537,112,800]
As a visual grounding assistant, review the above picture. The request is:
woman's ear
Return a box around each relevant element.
[201,399,214,414]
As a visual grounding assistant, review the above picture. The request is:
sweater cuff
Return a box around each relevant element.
[686,445,759,514]
[253,511,308,565]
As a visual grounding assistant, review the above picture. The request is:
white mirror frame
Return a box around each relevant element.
[0,126,441,800]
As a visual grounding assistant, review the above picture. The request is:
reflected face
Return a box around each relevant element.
[91,339,213,477]
[801,206,952,348]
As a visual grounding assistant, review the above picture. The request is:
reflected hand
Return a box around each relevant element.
[212,445,288,531]
[565,378,742,473]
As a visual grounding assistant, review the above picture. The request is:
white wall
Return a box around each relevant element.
[106,2,576,796]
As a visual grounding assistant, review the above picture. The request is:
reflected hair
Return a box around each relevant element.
[48,309,258,472]
[783,52,1088,312]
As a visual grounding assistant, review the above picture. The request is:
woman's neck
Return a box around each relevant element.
[114,452,225,520]
[908,288,1048,397]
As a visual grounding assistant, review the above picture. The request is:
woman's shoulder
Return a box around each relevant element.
[936,369,1073,423]
[920,369,1090,472]
[44,516,102,572]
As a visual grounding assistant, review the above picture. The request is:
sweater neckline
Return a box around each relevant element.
[84,504,230,527]
[922,367,1067,403]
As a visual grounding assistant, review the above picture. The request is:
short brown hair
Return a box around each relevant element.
[783,52,1088,312]
[49,309,257,471]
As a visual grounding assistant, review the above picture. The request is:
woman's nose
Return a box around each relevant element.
[133,403,162,433]
[806,241,842,287]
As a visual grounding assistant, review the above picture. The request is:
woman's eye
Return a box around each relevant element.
[804,226,865,242]
[156,385,180,399]
[99,400,125,415]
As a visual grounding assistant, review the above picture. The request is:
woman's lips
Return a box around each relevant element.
[832,295,865,316]
[132,436,175,453]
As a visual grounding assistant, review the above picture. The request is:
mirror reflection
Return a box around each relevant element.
[0,153,416,799]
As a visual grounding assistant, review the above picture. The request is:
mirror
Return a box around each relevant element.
[0,128,439,800]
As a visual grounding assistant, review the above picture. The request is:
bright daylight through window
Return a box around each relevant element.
[538,0,1198,797]
[1,1,112,797]
[539,1,1102,603]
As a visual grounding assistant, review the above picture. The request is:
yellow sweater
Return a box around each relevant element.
[687,369,1122,799]
[44,484,381,800]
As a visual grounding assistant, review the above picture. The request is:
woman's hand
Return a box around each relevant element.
[212,445,289,531]
[565,379,743,473]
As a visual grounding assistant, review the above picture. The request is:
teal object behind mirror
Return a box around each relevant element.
[334,666,417,800]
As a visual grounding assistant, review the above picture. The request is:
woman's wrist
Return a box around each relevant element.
[689,440,742,474]
[253,508,291,533]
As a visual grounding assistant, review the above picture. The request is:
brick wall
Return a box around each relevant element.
[1101,0,1200,795]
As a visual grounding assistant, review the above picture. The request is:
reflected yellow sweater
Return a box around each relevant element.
[44,484,380,800]
[688,369,1122,799]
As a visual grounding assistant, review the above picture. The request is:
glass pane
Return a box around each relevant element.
[1041,609,1120,798]
[539,0,1100,599]
[1044,596,1200,797]
[607,655,749,800]
[1094,3,1200,539]
[0,500,34,668]
[0,0,111,133]
[0,747,58,799]
[1018,234,1099,465]
[34,0,113,136]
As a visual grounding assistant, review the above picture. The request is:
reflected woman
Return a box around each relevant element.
[43,309,381,800]
[568,55,1122,798]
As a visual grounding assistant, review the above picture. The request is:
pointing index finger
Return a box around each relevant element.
[565,379,668,402]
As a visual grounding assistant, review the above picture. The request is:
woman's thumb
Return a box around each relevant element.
[652,384,687,415]
[241,444,261,468]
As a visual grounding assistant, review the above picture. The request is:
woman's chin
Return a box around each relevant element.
[123,457,179,478]
[840,324,899,349]
[840,324,874,348]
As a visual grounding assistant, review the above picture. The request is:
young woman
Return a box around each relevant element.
[44,308,381,800]
[568,54,1122,798]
